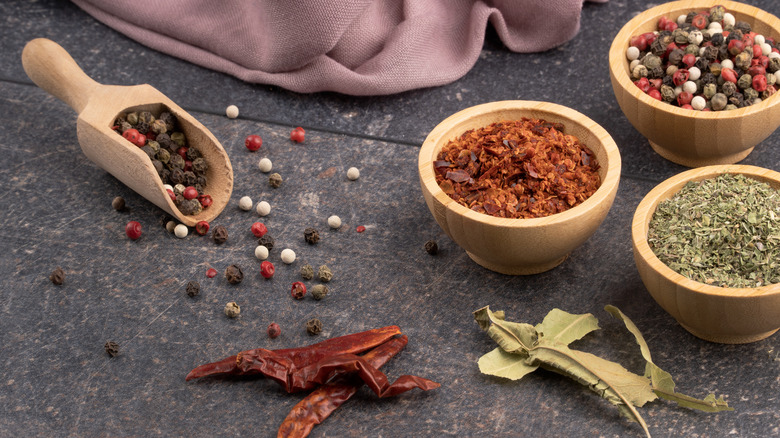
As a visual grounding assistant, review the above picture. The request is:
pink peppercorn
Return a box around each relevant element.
[267,322,281,339]
[647,88,662,100]
[753,75,768,92]
[245,134,263,151]
[677,91,693,106]
[291,282,307,300]
[206,268,218,278]
[183,186,198,200]
[721,68,738,84]
[672,69,689,87]
[251,222,268,238]
[195,221,210,236]
[125,221,142,240]
[290,127,305,143]
[634,77,650,93]
[682,53,696,68]
[260,261,275,279]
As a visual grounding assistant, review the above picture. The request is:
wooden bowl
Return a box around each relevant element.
[632,165,780,343]
[418,101,621,275]
[608,1,780,167]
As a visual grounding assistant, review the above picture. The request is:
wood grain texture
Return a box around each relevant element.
[631,164,780,343]
[21,38,233,227]
[418,101,622,275]
[608,0,780,167]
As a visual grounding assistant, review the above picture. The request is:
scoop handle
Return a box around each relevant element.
[21,38,100,114]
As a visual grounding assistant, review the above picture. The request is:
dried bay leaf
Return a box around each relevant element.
[474,305,732,438]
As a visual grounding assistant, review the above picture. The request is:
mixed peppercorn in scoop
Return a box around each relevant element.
[626,5,779,111]
[113,110,212,215]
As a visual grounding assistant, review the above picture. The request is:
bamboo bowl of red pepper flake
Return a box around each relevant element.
[609,1,780,168]
[632,165,780,344]
[418,100,621,275]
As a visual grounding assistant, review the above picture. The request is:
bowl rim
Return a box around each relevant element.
[418,100,622,228]
[632,164,780,298]
[608,0,780,119]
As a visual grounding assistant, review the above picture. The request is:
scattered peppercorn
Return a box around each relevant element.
[424,240,439,255]
[311,284,329,300]
[327,215,342,229]
[267,322,281,339]
[258,158,273,173]
[258,234,274,251]
[125,221,142,240]
[206,268,218,278]
[256,200,271,216]
[104,341,120,357]
[300,264,314,280]
[356,225,366,233]
[186,281,200,298]
[174,224,189,238]
[255,245,269,260]
[306,318,322,335]
[291,281,307,299]
[290,126,305,143]
[245,134,262,151]
[260,261,275,279]
[225,264,244,284]
[347,167,360,180]
[226,105,239,119]
[212,225,228,244]
[49,267,65,285]
[318,265,333,283]
[251,222,268,238]
[112,196,125,211]
[224,302,241,318]
[195,220,210,235]
[269,173,283,188]
[304,227,320,244]
[281,248,297,264]
[239,196,253,211]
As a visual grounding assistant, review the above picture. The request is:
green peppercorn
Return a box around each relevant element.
[721,81,737,97]
[300,264,314,280]
[318,265,333,283]
[702,83,717,100]
[743,87,759,102]
[311,284,329,300]
[138,111,155,124]
[711,93,728,111]
[672,28,689,45]
[642,54,662,70]
[170,132,186,147]
[169,154,185,170]
[306,318,322,335]
[126,112,139,125]
[660,85,676,103]
[631,64,648,79]
[684,44,699,55]
[151,119,168,135]
[156,148,171,164]
[269,173,283,188]
[737,74,752,91]
[224,302,240,318]
[709,5,725,22]
[735,52,752,71]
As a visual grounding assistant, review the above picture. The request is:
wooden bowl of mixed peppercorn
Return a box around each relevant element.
[632,165,780,343]
[609,1,780,167]
[418,100,621,275]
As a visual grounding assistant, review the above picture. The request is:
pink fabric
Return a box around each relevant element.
[71,0,607,95]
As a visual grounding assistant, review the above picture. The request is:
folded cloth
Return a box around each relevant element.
[71,0,607,95]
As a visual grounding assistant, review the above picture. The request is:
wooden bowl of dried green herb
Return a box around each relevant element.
[418,100,621,275]
[632,165,780,344]
[608,1,780,167]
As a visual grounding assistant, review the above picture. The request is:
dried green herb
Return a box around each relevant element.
[473,305,731,438]
[648,173,780,288]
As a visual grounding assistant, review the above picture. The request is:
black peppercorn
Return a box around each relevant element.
[225,264,243,284]
[49,267,65,285]
[186,281,200,298]
[212,225,229,244]
[300,264,314,280]
[424,240,439,255]
[306,318,323,335]
[192,158,208,174]
[258,234,274,251]
[170,168,185,185]
[183,171,197,187]
[105,341,120,357]
[304,227,320,244]
[111,196,125,211]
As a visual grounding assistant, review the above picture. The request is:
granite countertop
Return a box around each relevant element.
[1,1,779,437]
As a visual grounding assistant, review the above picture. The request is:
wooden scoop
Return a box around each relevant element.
[21,38,233,227]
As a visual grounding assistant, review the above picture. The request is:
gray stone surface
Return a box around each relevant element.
[1,1,779,437]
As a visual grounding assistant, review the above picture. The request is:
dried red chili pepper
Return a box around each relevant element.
[277,335,411,438]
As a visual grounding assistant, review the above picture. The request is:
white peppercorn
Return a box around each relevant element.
[327,215,342,229]
[626,46,640,61]
[347,167,360,181]
[256,201,271,217]
[258,158,273,173]
[281,248,296,264]
[691,95,707,111]
[225,105,239,119]
[174,224,189,238]
[239,196,253,211]
[254,245,269,260]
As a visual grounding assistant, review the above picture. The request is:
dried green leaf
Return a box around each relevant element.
[477,347,538,380]
[605,305,733,413]
[535,308,600,346]
[473,306,537,354]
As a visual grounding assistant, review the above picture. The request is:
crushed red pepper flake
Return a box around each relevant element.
[434,118,601,219]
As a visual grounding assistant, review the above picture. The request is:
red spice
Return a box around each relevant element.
[260,261,275,279]
[434,119,601,219]
[245,134,263,151]
[195,221,210,235]
[291,282,307,299]
[183,186,198,200]
[206,268,218,278]
[251,222,268,238]
[267,322,281,339]
[290,127,305,143]
[122,129,145,147]
[125,221,142,240]
[198,194,213,209]
[356,225,366,233]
